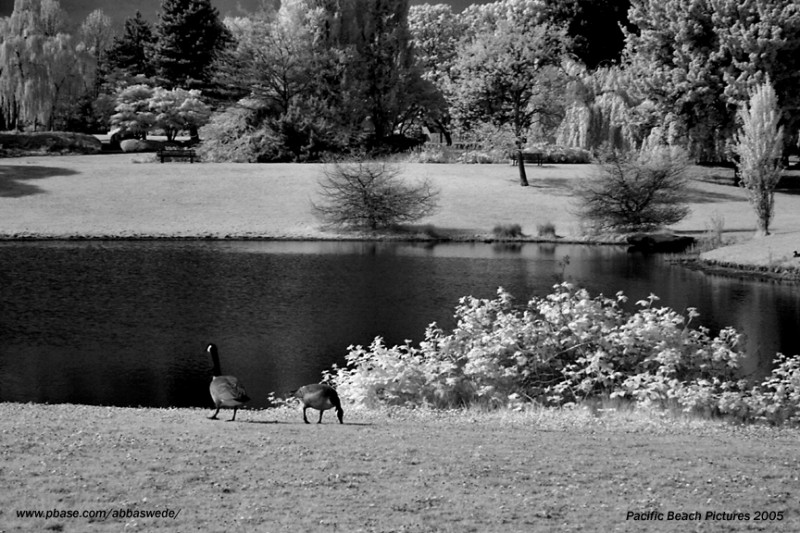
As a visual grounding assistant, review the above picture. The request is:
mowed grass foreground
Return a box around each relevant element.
[2,403,799,532]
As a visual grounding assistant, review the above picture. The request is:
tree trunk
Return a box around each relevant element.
[517,149,529,187]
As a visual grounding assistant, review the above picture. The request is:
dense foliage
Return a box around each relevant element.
[326,284,800,425]
[152,0,229,90]
[0,0,796,163]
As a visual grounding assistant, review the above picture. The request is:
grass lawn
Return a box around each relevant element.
[0,153,795,240]
[2,403,799,533]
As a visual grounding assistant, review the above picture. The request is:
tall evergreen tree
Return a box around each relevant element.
[107,11,156,80]
[153,0,230,89]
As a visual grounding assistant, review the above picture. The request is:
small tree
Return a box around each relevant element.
[732,80,784,237]
[109,84,155,139]
[312,161,440,230]
[451,19,569,186]
[149,87,211,141]
[576,145,690,231]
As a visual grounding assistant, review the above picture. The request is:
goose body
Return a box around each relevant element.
[293,384,344,424]
[206,343,250,421]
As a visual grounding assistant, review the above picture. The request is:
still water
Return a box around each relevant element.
[1,240,799,409]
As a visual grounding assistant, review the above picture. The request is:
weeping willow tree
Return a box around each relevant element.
[0,0,95,130]
[556,65,650,152]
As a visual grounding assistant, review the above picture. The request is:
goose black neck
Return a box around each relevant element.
[209,347,222,376]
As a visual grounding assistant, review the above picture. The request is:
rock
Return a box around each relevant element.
[120,139,161,153]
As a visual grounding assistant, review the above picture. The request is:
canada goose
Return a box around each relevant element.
[293,384,344,424]
[205,343,250,421]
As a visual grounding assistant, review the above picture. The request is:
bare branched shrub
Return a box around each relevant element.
[576,146,690,231]
[312,160,440,230]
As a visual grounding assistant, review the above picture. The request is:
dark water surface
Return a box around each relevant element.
[1,240,798,409]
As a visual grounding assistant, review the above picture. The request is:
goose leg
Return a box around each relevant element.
[318,410,324,424]
[303,406,310,424]
[228,408,238,422]
[209,407,220,420]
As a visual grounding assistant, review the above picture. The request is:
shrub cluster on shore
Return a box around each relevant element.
[325,283,800,426]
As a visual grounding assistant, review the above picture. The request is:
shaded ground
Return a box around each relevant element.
[0,164,78,198]
[2,403,798,532]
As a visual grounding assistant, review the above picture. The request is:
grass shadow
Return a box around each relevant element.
[533,176,573,191]
[684,186,746,203]
[0,164,79,198]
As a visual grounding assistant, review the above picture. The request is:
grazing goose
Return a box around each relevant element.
[205,343,250,421]
[293,384,344,424]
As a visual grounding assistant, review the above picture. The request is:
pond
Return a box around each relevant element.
[1,240,799,409]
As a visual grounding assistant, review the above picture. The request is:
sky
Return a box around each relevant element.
[0,0,494,28]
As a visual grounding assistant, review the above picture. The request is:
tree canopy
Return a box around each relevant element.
[0,0,797,164]
[153,0,230,89]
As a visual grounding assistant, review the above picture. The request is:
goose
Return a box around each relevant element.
[292,384,344,424]
[205,343,250,421]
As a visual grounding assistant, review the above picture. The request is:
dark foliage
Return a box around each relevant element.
[153,0,231,89]
[542,0,633,69]
[107,11,157,80]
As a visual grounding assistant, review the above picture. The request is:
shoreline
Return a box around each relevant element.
[6,232,799,284]
[2,154,800,281]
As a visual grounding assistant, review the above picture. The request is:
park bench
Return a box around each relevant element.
[158,148,197,163]
[510,151,543,166]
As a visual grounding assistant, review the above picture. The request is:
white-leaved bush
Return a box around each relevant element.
[324,283,800,425]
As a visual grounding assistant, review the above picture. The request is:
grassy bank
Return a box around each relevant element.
[0,154,785,238]
[2,153,800,275]
[2,403,799,532]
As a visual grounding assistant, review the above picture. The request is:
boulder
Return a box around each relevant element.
[120,139,161,153]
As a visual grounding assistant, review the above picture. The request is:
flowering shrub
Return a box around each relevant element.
[326,283,800,425]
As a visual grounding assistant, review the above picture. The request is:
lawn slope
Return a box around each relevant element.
[2,403,798,532]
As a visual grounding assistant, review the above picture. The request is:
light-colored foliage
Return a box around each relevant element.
[556,64,652,152]
[109,84,155,138]
[732,80,784,236]
[0,0,94,130]
[624,0,800,160]
[110,84,210,140]
[149,87,211,141]
[78,9,114,63]
[196,99,277,162]
[327,283,800,425]
[451,19,568,140]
